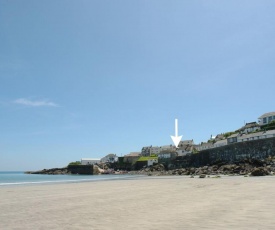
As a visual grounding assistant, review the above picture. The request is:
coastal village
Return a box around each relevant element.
[79,111,275,171]
[27,111,275,176]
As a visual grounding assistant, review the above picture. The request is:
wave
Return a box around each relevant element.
[0,175,141,186]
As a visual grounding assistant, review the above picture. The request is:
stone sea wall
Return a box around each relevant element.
[175,137,275,167]
[67,165,94,174]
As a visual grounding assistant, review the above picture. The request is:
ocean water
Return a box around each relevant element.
[0,171,140,186]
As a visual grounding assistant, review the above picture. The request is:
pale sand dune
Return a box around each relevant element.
[1,176,275,230]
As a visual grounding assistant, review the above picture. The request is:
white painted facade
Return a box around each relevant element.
[150,147,161,155]
[196,143,214,151]
[100,154,117,163]
[148,159,158,166]
[158,153,171,159]
[237,130,275,142]
[81,158,101,165]
[213,139,227,148]
[258,112,275,126]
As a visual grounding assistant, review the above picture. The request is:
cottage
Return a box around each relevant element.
[238,122,260,134]
[196,142,214,151]
[227,133,239,144]
[179,140,194,146]
[237,130,275,142]
[150,147,161,155]
[176,140,194,156]
[213,139,227,148]
[159,145,176,153]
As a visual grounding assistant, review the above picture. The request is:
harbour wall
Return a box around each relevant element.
[174,137,275,167]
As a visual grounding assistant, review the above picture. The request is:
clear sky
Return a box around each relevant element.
[1,0,275,171]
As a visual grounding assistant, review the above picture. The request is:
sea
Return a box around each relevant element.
[0,171,141,186]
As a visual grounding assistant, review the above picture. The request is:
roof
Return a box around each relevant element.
[258,112,275,119]
[102,153,116,157]
[137,156,158,162]
[227,133,239,138]
[125,152,141,157]
[215,134,225,140]
[179,140,194,145]
[238,130,275,140]
[200,142,213,147]
[214,139,227,145]
[238,122,259,131]
[81,158,101,161]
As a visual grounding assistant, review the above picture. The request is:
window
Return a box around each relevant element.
[263,117,267,123]
[273,116,275,120]
[268,116,272,122]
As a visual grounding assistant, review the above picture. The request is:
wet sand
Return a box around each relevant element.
[1,176,275,230]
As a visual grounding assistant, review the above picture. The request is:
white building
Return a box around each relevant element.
[196,142,214,151]
[100,154,117,163]
[148,158,158,166]
[81,158,101,165]
[238,122,260,134]
[258,112,275,126]
[150,147,161,155]
[159,145,176,153]
[237,130,275,142]
[227,133,239,144]
[158,153,172,159]
[213,139,227,148]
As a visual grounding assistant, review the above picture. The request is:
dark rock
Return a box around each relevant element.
[251,167,268,176]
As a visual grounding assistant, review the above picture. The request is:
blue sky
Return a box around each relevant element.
[1,0,275,170]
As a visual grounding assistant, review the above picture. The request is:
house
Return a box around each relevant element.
[135,156,158,169]
[258,112,275,126]
[150,147,161,155]
[176,140,195,156]
[227,133,239,144]
[141,146,151,156]
[213,139,227,148]
[176,144,193,156]
[179,140,194,146]
[159,145,176,153]
[81,158,100,165]
[196,142,214,151]
[123,152,141,164]
[237,130,275,142]
[100,153,117,163]
[237,122,260,134]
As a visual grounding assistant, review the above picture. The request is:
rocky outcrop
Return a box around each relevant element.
[131,157,275,177]
[25,165,94,175]
[25,168,69,175]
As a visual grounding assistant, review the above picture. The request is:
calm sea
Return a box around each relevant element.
[0,171,140,186]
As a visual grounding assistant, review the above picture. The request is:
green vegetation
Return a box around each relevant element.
[68,161,81,166]
[137,156,158,162]
[192,148,199,154]
[224,131,237,138]
[261,120,275,131]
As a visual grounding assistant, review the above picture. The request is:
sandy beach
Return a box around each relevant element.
[1,176,275,230]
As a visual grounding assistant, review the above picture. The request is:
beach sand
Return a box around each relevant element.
[1,176,275,230]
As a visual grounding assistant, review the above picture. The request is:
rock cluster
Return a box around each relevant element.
[132,157,275,177]
[25,168,69,175]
